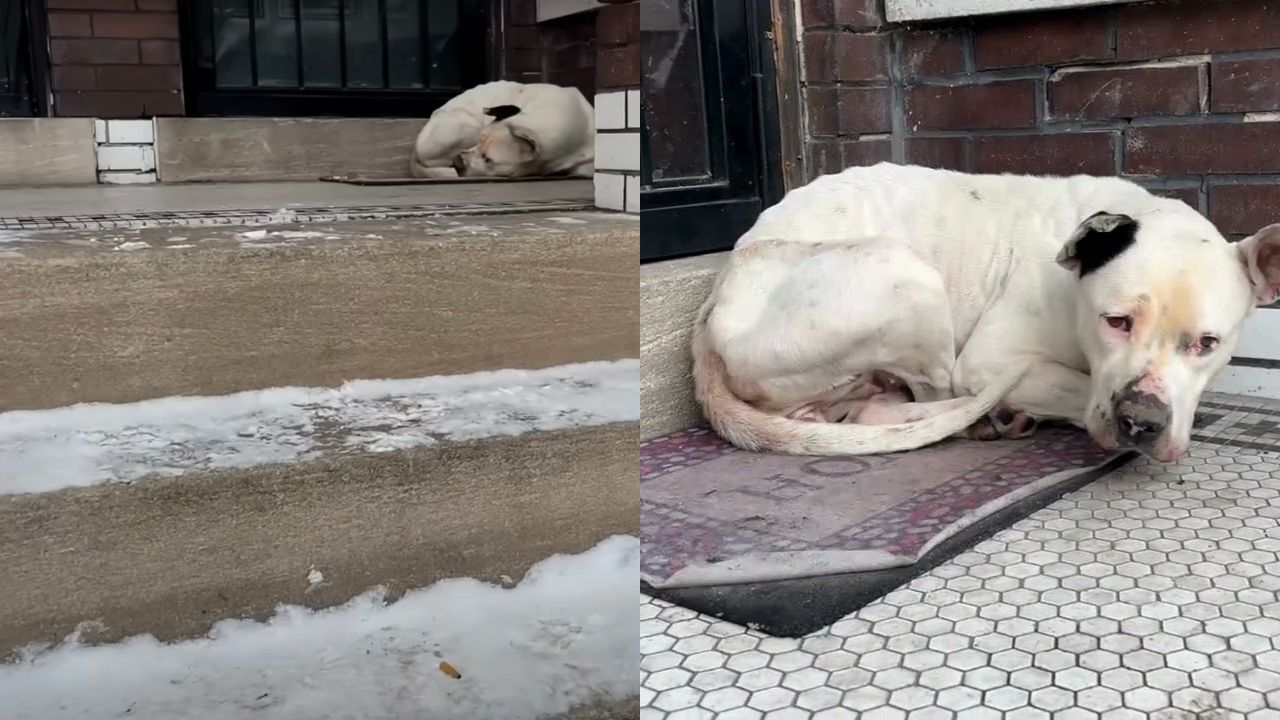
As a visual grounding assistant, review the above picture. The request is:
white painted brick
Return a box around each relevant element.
[595,132,639,172]
[596,91,626,130]
[106,119,155,145]
[94,119,107,144]
[140,146,156,172]
[625,174,639,213]
[594,172,625,211]
[97,145,149,171]
[627,90,640,129]
[99,171,158,185]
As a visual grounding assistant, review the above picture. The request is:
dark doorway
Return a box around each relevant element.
[0,0,48,117]
[182,0,489,117]
[640,0,782,263]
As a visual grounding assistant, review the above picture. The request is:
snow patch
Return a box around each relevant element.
[0,535,639,720]
[0,359,639,494]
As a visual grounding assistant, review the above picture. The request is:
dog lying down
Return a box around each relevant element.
[410,81,594,179]
[693,162,1280,463]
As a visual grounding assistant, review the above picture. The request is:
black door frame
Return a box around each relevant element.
[179,0,491,117]
[1,0,51,117]
[639,0,786,263]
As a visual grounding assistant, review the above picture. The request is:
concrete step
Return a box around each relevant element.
[0,211,638,411]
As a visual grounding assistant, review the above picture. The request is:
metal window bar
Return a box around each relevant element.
[293,0,303,86]
[378,0,389,89]
[337,0,347,87]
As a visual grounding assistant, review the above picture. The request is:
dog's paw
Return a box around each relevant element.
[964,417,1001,441]
[989,404,1040,439]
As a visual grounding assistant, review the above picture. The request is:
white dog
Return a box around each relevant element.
[693,163,1280,462]
[409,81,594,179]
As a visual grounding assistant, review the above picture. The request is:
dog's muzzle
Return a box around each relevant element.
[1113,385,1171,453]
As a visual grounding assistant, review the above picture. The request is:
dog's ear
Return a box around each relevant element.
[483,105,522,122]
[1237,223,1280,305]
[1056,212,1139,277]
[510,127,538,160]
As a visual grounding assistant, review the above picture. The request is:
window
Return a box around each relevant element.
[885,0,1138,23]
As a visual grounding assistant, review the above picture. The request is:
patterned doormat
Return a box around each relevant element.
[641,424,1129,635]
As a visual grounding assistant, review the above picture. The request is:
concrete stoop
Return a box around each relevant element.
[0,210,640,690]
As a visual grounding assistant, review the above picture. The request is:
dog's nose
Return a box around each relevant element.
[1114,392,1170,449]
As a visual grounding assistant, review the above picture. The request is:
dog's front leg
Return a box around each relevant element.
[956,360,1091,439]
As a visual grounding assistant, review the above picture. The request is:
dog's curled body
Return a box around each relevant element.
[695,162,1277,461]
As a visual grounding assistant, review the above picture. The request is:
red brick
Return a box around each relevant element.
[838,86,891,134]
[974,132,1116,176]
[46,0,133,9]
[50,38,138,64]
[807,87,839,136]
[135,0,174,9]
[96,64,180,90]
[843,138,892,166]
[1146,186,1201,211]
[1210,184,1280,235]
[834,32,887,82]
[548,42,594,71]
[974,9,1112,69]
[905,137,970,171]
[803,32,834,82]
[547,67,594,101]
[1118,0,1280,60]
[1212,58,1280,113]
[504,26,540,50]
[901,30,966,77]
[1050,65,1200,120]
[139,39,179,65]
[54,89,182,118]
[507,0,537,26]
[808,139,844,178]
[48,12,92,37]
[597,45,638,88]
[833,0,882,29]
[505,48,541,74]
[52,65,96,90]
[800,0,834,29]
[906,81,1037,131]
[1125,123,1280,175]
[92,11,177,39]
[544,14,597,46]
[596,2,637,46]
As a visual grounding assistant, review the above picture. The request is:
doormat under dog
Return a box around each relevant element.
[641,425,1130,636]
[319,175,576,185]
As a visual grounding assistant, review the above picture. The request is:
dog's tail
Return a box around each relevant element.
[691,306,1031,456]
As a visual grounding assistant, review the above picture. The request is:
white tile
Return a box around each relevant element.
[595,91,626,130]
[96,145,148,171]
[106,119,154,145]
[625,174,639,213]
[98,171,157,185]
[627,89,641,129]
[93,119,107,144]
[595,131,639,172]
[594,172,625,211]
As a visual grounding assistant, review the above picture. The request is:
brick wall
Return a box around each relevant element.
[592,1,639,212]
[503,0,598,101]
[799,0,1280,237]
[46,0,183,118]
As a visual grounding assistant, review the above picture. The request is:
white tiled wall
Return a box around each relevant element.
[594,89,640,213]
[94,119,157,185]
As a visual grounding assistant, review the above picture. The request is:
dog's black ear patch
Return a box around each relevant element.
[483,105,522,122]
[1056,212,1139,277]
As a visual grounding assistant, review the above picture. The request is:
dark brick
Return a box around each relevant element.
[807,87,839,136]
[54,89,182,118]
[800,0,834,29]
[92,11,177,39]
[50,38,138,64]
[901,30,966,77]
[974,9,1112,69]
[803,32,834,82]
[838,86,890,134]
[974,132,1116,176]
[1145,186,1201,212]
[905,136,971,171]
[1118,0,1280,59]
[52,65,96,90]
[135,0,174,9]
[906,81,1037,130]
[1125,123,1280,175]
[548,41,594,72]
[46,0,133,9]
[1212,58,1280,113]
[504,26,541,50]
[547,67,595,101]
[597,45,638,88]
[544,15,597,46]
[507,0,537,26]
[833,0,882,29]
[506,48,542,74]
[1050,65,1200,120]
[96,64,180,90]
[1211,184,1280,235]
[48,12,91,37]
[597,2,637,46]
[834,32,887,82]
[139,39,179,65]
[843,138,891,166]
[807,139,845,178]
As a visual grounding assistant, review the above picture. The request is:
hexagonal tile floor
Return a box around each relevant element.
[640,401,1280,718]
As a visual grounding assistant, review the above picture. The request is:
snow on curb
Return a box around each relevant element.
[0,535,640,720]
[0,359,639,494]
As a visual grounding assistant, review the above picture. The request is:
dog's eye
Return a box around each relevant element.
[1198,334,1219,352]
[1103,314,1133,332]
